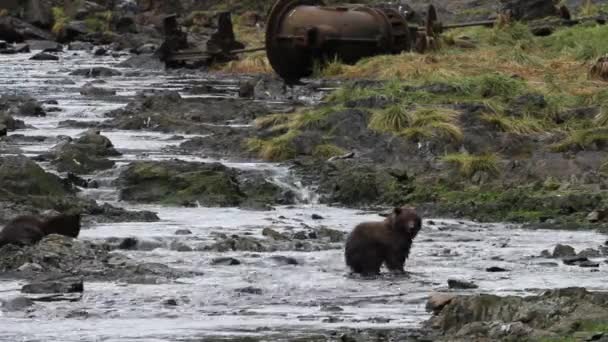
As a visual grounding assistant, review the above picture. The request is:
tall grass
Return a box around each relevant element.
[442,152,501,177]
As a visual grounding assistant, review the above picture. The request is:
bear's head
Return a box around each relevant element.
[389,206,422,239]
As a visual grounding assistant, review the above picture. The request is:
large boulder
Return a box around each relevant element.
[0,155,70,197]
[0,16,54,42]
[0,95,46,117]
[117,160,292,207]
[49,130,121,174]
[23,0,53,28]
[427,288,608,341]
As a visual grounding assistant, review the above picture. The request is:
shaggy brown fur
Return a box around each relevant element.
[345,207,422,275]
[0,213,81,247]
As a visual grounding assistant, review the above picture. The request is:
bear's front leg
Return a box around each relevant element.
[385,253,406,274]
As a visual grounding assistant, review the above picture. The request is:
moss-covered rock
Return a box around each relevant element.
[50,129,120,174]
[427,288,608,341]
[117,160,292,207]
[0,155,71,197]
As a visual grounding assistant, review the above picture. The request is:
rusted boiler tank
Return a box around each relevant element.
[266,0,412,81]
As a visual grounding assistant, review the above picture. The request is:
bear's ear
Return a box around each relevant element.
[393,207,402,215]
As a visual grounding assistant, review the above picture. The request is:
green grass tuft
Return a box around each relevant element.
[246,131,298,161]
[551,127,608,152]
[442,152,501,177]
[312,144,346,159]
[52,7,69,36]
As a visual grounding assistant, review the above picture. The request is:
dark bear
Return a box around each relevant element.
[345,207,422,276]
[0,213,81,248]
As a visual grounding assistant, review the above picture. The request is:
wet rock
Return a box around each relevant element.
[174,229,192,235]
[70,67,121,77]
[26,40,62,51]
[67,41,93,51]
[21,278,84,294]
[236,286,262,295]
[485,266,509,272]
[320,305,344,312]
[0,155,71,197]
[30,52,58,61]
[80,83,116,96]
[578,248,601,258]
[163,298,178,306]
[316,227,346,242]
[1,296,34,312]
[0,112,25,131]
[267,255,299,266]
[49,130,119,174]
[427,287,608,340]
[116,54,164,69]
[211,257,241,266]
[0,16,54,42]
[210,235,267,253]
[86,202,159,223]
[169,241,192,252]
[117,160,289,207]
[426,293,456,314]
[578,261,600,268]
[311,214,324,220]
[93,47,107,56]
[262,228,288,241]
[238,80,255,98]
[0,124,6,137]
[447,279,479,289]
[553,244,576,258]
[117,237,138,250]
[563,256,590,266]
[14,43,30,53]
[293,231,308,240]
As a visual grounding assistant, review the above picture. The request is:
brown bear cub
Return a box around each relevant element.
[0,213,81,248]
[345,207,422,276]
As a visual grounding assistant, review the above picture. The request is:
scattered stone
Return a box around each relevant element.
[0,124,6,137]
[163,298,178,306]
[235,286,262,295]
[211,257,241,266]
[262,227,288,241]
[80,83,117,96]
[174,229,192,235]
[312,214,324,220]
[540,250,552,258]
[563,256,590,266]
[447,279,479,289]
[486,266,509,272]
[293,231,308,240]
[552,244,576,258]
[578,248,601,258]
[320,305,344,312]
[578,261,600,268]
[267,255,299,266]
[1,296,34,312]
[67,41,93,51]
[30,52,58,61]
[21,278,84,294]
[537,262,559,267]
[316,227,345,242]
[93,48,107,56]
[70,67,121,77]
[169,241,192,252]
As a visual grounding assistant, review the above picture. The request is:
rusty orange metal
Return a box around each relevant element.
[265,0,411,81]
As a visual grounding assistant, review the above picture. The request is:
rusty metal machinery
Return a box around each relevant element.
[265,0,412,81]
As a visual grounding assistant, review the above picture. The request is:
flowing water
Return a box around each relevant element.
[1,50,607,341]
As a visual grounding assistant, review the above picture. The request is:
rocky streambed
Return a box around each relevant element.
[1,49,608,341]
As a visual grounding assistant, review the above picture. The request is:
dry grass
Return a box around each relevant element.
[221,52,273,74]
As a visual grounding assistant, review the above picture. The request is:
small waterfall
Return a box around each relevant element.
[269,166,320,205]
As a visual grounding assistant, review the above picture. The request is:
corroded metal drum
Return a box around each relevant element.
[266,0,411,81]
